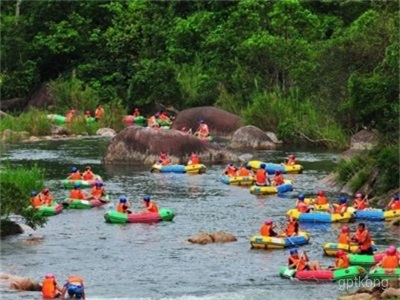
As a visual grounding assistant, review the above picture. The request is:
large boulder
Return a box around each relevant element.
[96,128,116,137]
[341,129,379,159]
[1,129,29,142]
[102,127,238,164]
[229,126,277,150]
[26,84,55,109]
[381,287,400,299]
[0,98,27,112]
[0,273,41,291]
[51,125,69,135]
[0,220,24,237]
[171,106,242,137]
[188,231,237,245]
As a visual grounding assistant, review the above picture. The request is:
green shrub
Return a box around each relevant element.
[98,98,127,132]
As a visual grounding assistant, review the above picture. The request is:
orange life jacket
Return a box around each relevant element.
[144,201,159,213]
[297,202,309,213]
[255,169,267,185]
[40,194,53,206]
[30,196,42,208]
[199,124,209,136]
[91,187,104,198]
[335,203,347,214]
[161,157,171,166]
[70,172,82,180]
[273,174,284,186]
[285,220,298,236]
[381,255,399,269]
[315,196,328,205]
[289,256,307,271]
[95,107,104,119]
[335,255,350,269]
[42,278,57,298]
[238,168,250,176]
[260,224,273,236]
[226,166,237,177]
[70,189,84,199]
[287,158,296,165]
[82,171,94,180]
[338,233,350,245]
[390,201,400,210]
[117,203,128,213]
[354,199,367,210]
[159,113,169,121]
[189,155,199,165]
[355,229,372,250]
[67,276,83,285]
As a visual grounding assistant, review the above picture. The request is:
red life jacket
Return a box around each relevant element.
[255,169,267,185]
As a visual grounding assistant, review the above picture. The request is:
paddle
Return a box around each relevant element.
[275,223,298,248]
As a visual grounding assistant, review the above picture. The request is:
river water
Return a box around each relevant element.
[0,137,398,300]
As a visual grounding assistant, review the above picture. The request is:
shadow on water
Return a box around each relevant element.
[0,138,397,299]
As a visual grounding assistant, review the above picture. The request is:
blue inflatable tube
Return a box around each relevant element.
[277,182,293,193]
[355,210,385,221]
[158,165,186,173]
[283,235,309,247]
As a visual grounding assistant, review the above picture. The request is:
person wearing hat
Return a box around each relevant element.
[285,155,297,165]
[285,215,299,236]
[330,196,348,214]
[195,119,209,138]
[84,110,91,118]
[338,226,351,245]
[260,219,278,237]
[82,166,95,180]
[133,108,141,117]
[313,190,329,205]
[91,181,106,198]
[387,194,400,211]
[237,164,254,177]
[159,151,171,166]
[296,194,312,213]
[187,152,199,166]
[69,183,90,200]
[30,191,41,208]
[288,249,320,271]
[224,163,238,177]
[41,273,62,299]
[353,193,369,210]
[38,188,53,206]
[68,167,82,180]
[330,250,350,270]
[141,195,159,213]
[117,196,131,214]
[255,163,271,186]
[376,246,399,269]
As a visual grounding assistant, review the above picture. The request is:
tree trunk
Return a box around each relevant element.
[16,0,22,17]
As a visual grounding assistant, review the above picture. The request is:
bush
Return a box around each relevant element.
[0,163,47,230]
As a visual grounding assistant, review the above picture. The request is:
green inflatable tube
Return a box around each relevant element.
[61,176,103,189]
[27,204,64,216]
[368,267,400,280]
[62,195,110,209]
[53,115,95,125]
[104,209,175,224]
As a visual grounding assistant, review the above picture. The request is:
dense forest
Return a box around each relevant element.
[1,0,398,148]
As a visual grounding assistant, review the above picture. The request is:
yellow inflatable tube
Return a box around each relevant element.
[323,242,377,256]
[250,231,310,249]
[247,160,303,174]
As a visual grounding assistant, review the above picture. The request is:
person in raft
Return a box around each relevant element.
[82,166,95,180]
[38,188,53,206]
[84,110,91,118]
[61,275,86,300]
[90,181,106,199]
[387,194,400,211]
[237,164,254,177]
[117,196,131,214]
[94,104,104,121]
[288,249,321,271]
[69,183,90,200]
[311,190,329,205]
[195,119,210,138]
[30,191,42,208]
[329,196,348,214]
[133,108,140,117]
[283,154,297,165]
[328,250,350,270]
[159,151,171,166]
[187,152,199,165]
[65,110,77,122]
[373,246,400,269]
[272,170,284,186]
[353,193,369,210]
[41,273,62,299]
[296,194,313,213]
[224,163,237,176]
[351,223,374,255]
[255,163,271,186]
[158,109,171,124]
[338,226,351,245]
[141,195,159,213]
[285,215,300,236]
[68,167,82,180]
[148,113,160,128]
[260,219,278,237]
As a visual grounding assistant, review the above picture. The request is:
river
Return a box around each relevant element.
[0,137,398,300]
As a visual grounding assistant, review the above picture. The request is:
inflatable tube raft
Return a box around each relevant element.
[104,209,175,224]
[61,175,103,189]
[157,119,172,127]
[150,164,206,174]
[219,175,254,186]
[52,115,95,125]
[286,209,355,223]
[123,115,146,125]
[250,231,310,249]
[323,242,377,256]
[303,198,330,211]
[62,195,110,209]
[368,267,400,280]
[30,204,63,216]
[247,160,303,174]
[349,253,385,268]
[279,266,366,281]
[347,208,400,221]
[250,180,293,195]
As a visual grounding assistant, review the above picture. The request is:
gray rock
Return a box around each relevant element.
[265,131,282,144]
[96,128,116,137]
[2,129,29,142]
[381,287,400,299]
[51,124,69,135]
[28,136,40,142]
[230,126,276,150]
